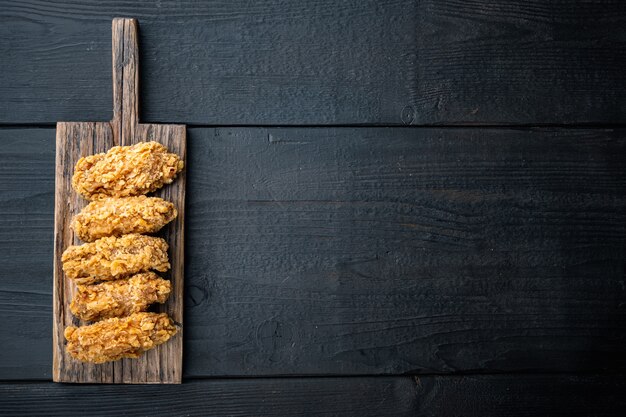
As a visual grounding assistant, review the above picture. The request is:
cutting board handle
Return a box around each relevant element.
[111,17,139,145]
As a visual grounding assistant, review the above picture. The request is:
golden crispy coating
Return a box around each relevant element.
[64,312,177,363]
[72,196,177,242]
[72,141,184,200]
[62,234,170,284]
[70,272,171,322]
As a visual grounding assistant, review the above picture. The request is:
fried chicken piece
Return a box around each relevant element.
[70,272,171,322]
[62,234,170,284]
[64,312,178,363]
[72,141,184,200]
[72,196,177,242]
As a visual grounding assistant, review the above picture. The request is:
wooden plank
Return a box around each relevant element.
[52,19,185,383]
[0,0,419,125]
[2,0,625,125]
[412,374,626,416]
[3,377,418,416]
[0,128,55,380]
[1,375,626,416]
[414,0,626,125]
[1,127,626,379]
[184,126,626,376]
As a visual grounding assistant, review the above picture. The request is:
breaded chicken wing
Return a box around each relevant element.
[70,272,171,322]
[72,196,177,242]
[64,312,178,363]
[62,234,170,284]
[72,141,184,200]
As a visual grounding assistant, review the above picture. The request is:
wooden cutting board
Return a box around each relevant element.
[52,18,185,384]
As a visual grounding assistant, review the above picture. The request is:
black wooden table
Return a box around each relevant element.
[1,1,625,415]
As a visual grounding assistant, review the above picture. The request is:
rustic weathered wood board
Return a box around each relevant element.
[52,18,185,384]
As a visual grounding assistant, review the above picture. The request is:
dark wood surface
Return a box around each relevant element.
[2,126,625,379]
[1,375,625,417]
[1,1,625,415]
[0,128,54,380]
[52,19,186,383]
[1,0,626,125]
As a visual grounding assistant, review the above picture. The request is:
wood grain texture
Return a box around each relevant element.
[5,377,418,416]
[411,374,626,416]
[415,0,626,124]
[420,374,626,416]
[2,0,625,125]
[52,19,185,383]
[0,128,55,380]
[183,127,626,376]
[3,126,625,379]
[1,375,626,416]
